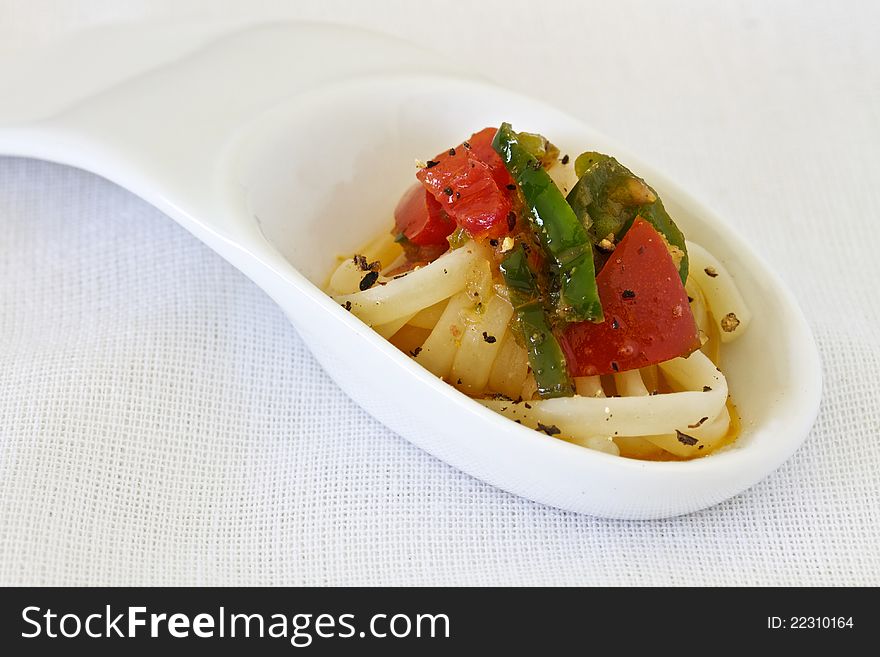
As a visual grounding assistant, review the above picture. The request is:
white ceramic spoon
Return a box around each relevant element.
[0,23,821,519]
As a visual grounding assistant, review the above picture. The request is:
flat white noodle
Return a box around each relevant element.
[414,291,473,379]
[487,331,529,399]
[408,300,448,330]
[479,350,727,439]
[373,313,417,339]
[559,433,621,456]
[334,244,486,326]
[547,160,579,196]
[686,240,751,343]
[360,231,402,268]
[329,233,403,294]
[614,370,686,456]
[569,377,622,454]
[328,259,379,295]
[685,276,710,338]
[613,370,648,397]
[574,375,605,398]
[520,373,538,402]
[450,294,514,394]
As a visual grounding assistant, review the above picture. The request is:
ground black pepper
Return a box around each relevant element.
[359,271,379,291]
[676,430,699,446]
[536,423,561,436]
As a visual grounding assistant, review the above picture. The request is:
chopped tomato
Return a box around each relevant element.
[393,183,456,246]
[416,128,513,240]
[467,127,514,189]
[560,218,700,376]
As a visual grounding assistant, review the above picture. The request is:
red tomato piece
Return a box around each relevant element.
[416,129,513,240]
[393,183,456,246]
[467,127,514,189]
[561,218,700,376]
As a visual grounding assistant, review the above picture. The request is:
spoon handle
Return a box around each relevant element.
[0,22,466,248]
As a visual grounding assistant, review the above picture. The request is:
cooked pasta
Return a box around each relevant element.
[327,124,750,460]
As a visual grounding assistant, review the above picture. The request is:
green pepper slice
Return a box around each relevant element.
[499,245,573,399]
[567,153,689,283]
[493,123,603,323]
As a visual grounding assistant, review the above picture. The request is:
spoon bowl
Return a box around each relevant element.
[0,23,821,518]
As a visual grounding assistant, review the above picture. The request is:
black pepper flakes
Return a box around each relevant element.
[687,296,695,303]
[448,147,456,156]
[482,332,497,344]
[457,378,462,385]
[561,154,570,165]
[611,318,620,330]
[462,141,471,150]
[455,191,461,199]
[506,184,516,190]
[342,301,352,311]
[444,186,454,196]
[702,385,713,392]
[358,271,379,291]
[704,266,719,278]
[409,346,422,357]
[536,423,561,436]
[611,361,619,372]
[426,160,439,168]
[489,239,499,247]
[524,403,532,409]
[676,430,699,446]
[507,212,517,231]
[622,289,636,299]
[688,416,709,429]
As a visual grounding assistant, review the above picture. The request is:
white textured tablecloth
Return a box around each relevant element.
[1,0,878,586]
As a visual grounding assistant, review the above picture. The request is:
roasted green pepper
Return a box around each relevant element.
[567,153,689,283]
[493,123,603,323]
[499,245,573,398]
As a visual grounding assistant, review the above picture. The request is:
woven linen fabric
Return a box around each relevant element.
[1,0,878,586]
